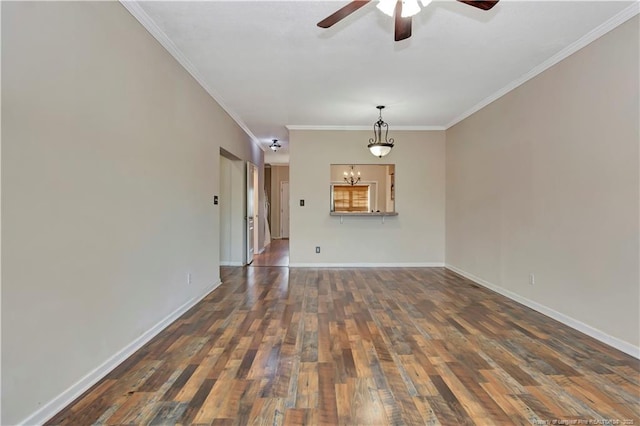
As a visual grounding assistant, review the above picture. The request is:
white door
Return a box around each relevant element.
[253,164,259,256]
[280,181,290,238]
[246,162,258,264]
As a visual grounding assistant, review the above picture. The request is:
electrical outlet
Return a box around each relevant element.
[187,273,192,285]
[529,273,535,285]
[315,246,321,254]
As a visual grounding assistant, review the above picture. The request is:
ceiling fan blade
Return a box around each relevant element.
[457,0,499,11]
[394,0,412,41]
[317,0,371,28]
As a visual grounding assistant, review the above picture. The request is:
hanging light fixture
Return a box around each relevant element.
[377,0,433,18]
[343,165,361,185]
[368,105,394,158]
[269,139,281,152]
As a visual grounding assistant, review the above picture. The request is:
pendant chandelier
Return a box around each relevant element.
[269,139,281,152]
[343,165,361,185]
[368,105,394,158]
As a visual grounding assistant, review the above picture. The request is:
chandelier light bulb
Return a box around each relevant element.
[344,165,362,185]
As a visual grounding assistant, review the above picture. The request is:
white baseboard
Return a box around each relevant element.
[19,281,221,426]
[445,264,640,359]
[220,261,243,266]
[289,262,445,268]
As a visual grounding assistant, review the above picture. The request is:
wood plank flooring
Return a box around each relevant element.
[250,239,289,267]
[47,267,639,425]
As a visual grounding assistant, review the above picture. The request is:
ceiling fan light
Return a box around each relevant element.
[376,0,396,17]
[269,139,281,152]
[401,0,421,18]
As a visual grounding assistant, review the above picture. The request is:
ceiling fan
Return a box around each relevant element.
[317,0,499,42]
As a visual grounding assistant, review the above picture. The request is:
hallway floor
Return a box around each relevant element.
[251,239,289,267]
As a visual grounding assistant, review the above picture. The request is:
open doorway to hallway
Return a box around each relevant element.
[259,164,289,266]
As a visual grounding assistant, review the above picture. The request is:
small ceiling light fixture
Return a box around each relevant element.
[269,139,281,152]
[343,165,361,185]
[377,0,433,18]
[368,105,394,158]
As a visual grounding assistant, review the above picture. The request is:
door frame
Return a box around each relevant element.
[246,161,259,264]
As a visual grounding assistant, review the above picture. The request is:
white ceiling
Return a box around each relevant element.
[125,1,637,161]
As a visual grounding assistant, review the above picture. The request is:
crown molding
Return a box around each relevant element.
[119,1,262,150]
[121,1,638,138]
[286,125,446,131]
[445,2,640,129]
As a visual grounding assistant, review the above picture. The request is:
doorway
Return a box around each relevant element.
[219,151,244,266]
[252,164,289,267]
[246,161,259,265]
[280,181,289,239]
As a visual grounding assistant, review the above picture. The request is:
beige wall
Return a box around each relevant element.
[1,2,263,424]
[289,130,445,266]
[446,16,639,351]
[269,165,289,239]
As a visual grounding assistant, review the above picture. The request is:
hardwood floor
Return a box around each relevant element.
[47,267,639,425]
[251,239,289,267]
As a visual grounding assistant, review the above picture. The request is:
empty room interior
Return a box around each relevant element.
[2,1,639,425]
